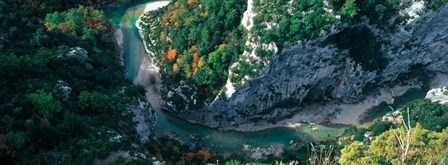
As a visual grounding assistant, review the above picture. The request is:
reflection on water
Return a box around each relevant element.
[155,109,302,151]
[120,5,148,80]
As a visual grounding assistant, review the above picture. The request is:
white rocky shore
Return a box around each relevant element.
[426,73,448,104]
[133,1,171,111]
[426,87,448,104]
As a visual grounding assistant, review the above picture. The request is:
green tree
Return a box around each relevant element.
[368,120,392,136]
[79,91,108,110]
[402,99,448,131]
[5,131,26,150]
[340,124,448,165]
[339,141,371,164]
[28,90,62,117]
[0,54,20,78]
[338,0,359,22]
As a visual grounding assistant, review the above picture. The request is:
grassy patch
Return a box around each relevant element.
[294,123,347,142]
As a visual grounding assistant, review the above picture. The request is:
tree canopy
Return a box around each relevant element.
[340,124,448,165]
[0,0,151,163]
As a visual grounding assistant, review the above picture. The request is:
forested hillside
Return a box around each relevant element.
[139,0,247,110]
[0,0,152,163]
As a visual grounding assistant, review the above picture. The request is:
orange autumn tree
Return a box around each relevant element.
[218,43,227,49]
[197,150,210,162]
[197,56,205,68]
[167,47,177,60]
[192,53,199,73]
[172,63,179,72]
[187,0,195,5]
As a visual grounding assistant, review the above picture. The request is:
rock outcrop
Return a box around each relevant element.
[166,4,448,129]
[426,86,448,104]
[127,101,157,144]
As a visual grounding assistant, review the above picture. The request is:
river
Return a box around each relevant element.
[108,0,304,152]
[107,0,428,152]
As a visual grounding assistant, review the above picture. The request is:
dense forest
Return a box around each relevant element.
[0,0,155,163]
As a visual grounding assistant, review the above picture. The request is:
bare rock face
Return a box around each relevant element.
[426,87,448,104]
[165,5,448,128]
[57,47,88,59]
[55,80,72,101]
[127,101,157,144]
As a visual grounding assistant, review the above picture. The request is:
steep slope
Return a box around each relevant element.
[138,0,247,111]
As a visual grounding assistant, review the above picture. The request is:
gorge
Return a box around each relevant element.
[115,0,444,153]
[2,0,448,163]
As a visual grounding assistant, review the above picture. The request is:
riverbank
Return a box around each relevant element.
[222,81,423,132]
[132,1,170,111]
[215,72,448,132]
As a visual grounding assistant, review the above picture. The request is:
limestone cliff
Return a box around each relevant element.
[166,4,448,128]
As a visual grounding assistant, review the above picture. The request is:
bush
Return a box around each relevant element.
[402,99,448,131]
[368,121,392,136]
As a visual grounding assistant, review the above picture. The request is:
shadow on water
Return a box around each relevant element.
[154,108,303,151]
[359,87,428,124]
[105,0,153,24]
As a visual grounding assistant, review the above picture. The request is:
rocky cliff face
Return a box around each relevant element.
[167,4,448,128]
[127,101,157,144]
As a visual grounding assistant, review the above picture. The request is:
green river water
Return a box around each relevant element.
[106,0,428,152]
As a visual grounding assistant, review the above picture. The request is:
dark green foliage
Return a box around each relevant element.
[354,0,401,27]
[79,91,108,111]
[28,90,62,117]
[5,132,26,150]
[368,121,392,136]
[252,0,337,46]
[278,145,310,164]
[402,99,448,132]
[342,126,358,136]
[353,128,367,141]
[326,27,388,72]
[0,0,149,163]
